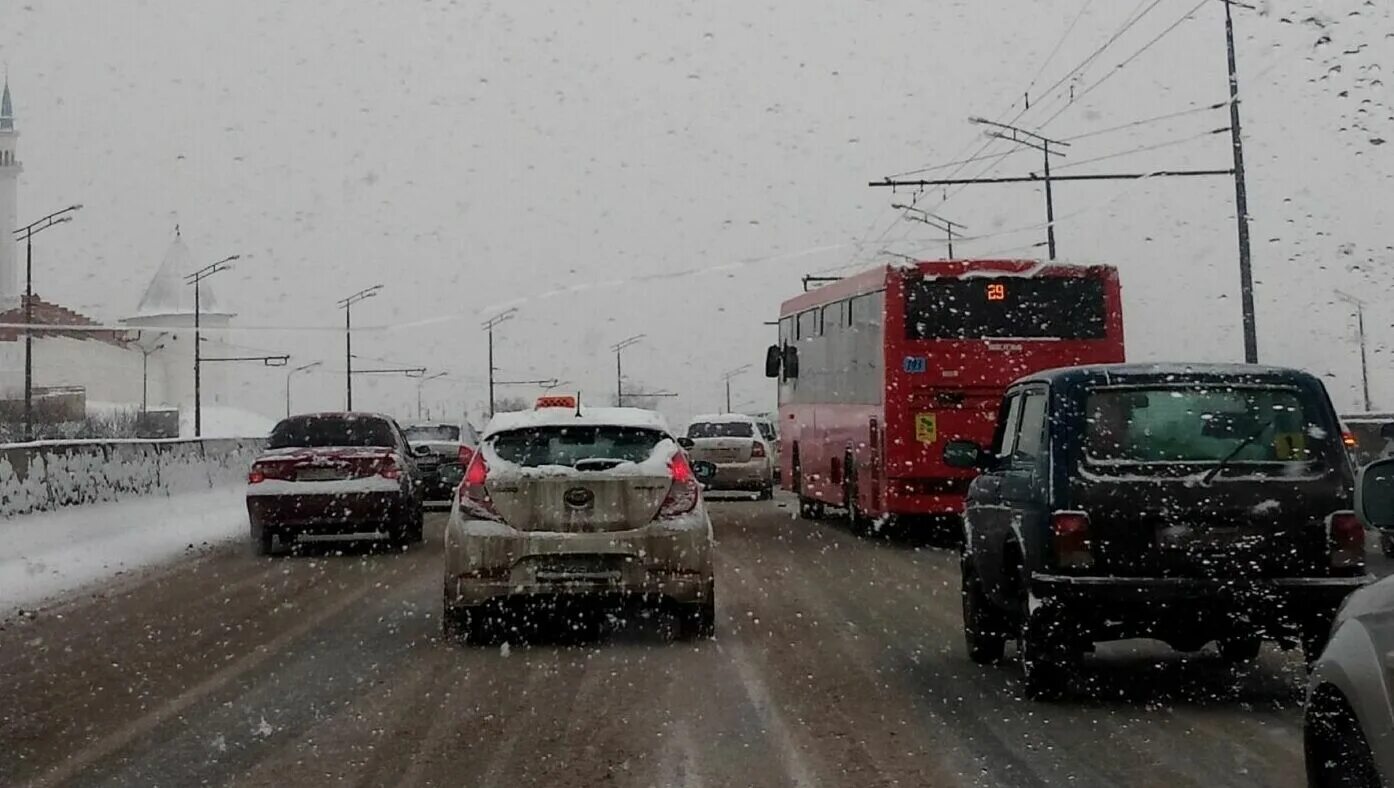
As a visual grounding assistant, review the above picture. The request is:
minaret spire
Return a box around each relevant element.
[0,73,13,132]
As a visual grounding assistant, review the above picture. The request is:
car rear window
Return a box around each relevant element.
[269,416,396,449]
[403,425,460,442]
[1083,386,1328,464]
[490,426,668,468]
[688,422,754,438]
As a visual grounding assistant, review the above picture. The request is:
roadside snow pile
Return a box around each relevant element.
[0,488,249,612]
[0,438,264,517]
[180,406,275,439]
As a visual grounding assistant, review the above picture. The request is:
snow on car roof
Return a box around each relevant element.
[483,406,672,438]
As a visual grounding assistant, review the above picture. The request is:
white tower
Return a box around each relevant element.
[0,77,19,308]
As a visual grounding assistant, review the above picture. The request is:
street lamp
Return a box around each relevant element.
[890,204,967,260]
[417,371,448,419]
[337,284,383,410]
[722,364,751,414]
[1336,290,1372,412]
[184,253,239,438]
[611,334,645,405]
[482,308,518,417]
[13,203,82,441]
[286,360,322,417]
[138,339,166,413]
[968,117,1069,260]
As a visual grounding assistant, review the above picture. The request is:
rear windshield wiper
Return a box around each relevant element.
[1201,417,1275,485]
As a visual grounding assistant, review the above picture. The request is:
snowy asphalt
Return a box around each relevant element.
[3,495,1390,787]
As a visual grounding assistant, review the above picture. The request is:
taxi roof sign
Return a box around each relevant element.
[536,395,578,410]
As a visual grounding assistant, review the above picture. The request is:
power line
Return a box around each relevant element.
[1054,127,1229,170]
[1060,101,1228,142]
[1039,0,1210,130]
[1025,0,1098,99]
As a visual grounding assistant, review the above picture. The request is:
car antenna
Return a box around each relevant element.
[575,391,583,418]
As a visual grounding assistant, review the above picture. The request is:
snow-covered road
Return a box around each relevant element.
[0,488,248,611]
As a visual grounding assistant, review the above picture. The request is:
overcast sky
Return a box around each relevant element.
[1,0,1390,424]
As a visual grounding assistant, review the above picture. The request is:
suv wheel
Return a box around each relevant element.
[1018,597,1071,700]
[961,557,1006,664]
[678,582,717,640]
[1305,689,1381,788]
[1382,532,1394,558]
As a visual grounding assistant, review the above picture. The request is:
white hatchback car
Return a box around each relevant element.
[442,405,715,642]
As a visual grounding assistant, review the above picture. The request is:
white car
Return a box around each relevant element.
[1305,457,1394,786]
[442,404,715,642]
[681,413,776,499]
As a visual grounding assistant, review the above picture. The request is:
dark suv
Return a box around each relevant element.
[947,364,1371,698]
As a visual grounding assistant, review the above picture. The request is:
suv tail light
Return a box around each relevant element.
[1052,511,1093,569]
[751,441,767,459]
[1328,511,1364,569]
[658,453,700,518]
[458,452,500,520]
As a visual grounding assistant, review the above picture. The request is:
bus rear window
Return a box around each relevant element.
[905,277,1106,340]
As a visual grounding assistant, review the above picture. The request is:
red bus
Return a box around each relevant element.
[765,260,1125,527]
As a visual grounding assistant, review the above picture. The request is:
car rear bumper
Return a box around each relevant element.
[443,513,714,608]
[705,460,772,491]
[247,491,411,534]
[1030,572,1372,636]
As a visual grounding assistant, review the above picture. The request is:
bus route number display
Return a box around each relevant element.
[986,282,1006,301]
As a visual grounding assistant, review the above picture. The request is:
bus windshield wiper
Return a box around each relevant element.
[1201,417,1275,485]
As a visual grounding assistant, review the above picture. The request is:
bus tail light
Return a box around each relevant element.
[1052,511,1093,569]
[1328,511,1364,569]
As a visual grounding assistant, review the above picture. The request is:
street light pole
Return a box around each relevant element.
[610,334,645,405]
[1336,290,1372,412]
[13,203,82,441]
[286,360,322,417]
[337,285,383,411]
[184,254,238,438]
[417,371,448,419]
[481,308,517,418]
[722,365,751,414]
[140,340,166,413]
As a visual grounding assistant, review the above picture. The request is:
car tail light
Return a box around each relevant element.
[1328,511,1364,569]
[1052,511,1093,569]
[378,454,402,480]
[751,441,767,458]
[248,469,266,484]
[1343,431,1358,449]
[459,452,500,520]
[248,460,293,484]
[658,453,700,518]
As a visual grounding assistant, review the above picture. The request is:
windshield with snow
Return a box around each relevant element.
[490,426,667,468]
[688,422,755,439]
[1084,386,1325,464]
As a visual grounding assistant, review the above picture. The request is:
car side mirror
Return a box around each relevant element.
[677,437,695,450]
[943,440,987,470]
[783,345,800,380]
[765,345,782,378]
[692,460,718,487]
[412,444,432,458]
[1357,458,1394,529]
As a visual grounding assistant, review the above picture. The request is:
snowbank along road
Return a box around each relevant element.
[5,495,1391,787]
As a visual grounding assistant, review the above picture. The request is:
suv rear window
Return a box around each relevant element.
[490,426,667,468]
[688,422,754,438]
[1084,386,1326,464]
[403,425,461,442]
[269,416,396,449]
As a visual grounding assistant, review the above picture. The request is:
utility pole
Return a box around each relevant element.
[722,365,750,414]
[139,339,166,413]
[968,118,1069,260]
[337,285,383,411]
[184,254,238,438]
[891,204,967,259]
[611,334,645,405]
[481,308,517,418]
[13,204,82,441]
[1335,290,1372,412]
[1225,0,1258,363]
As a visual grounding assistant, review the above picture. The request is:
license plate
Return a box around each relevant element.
[534,558,621,583]
[298,467,346,481]
[1157,525,1265,553]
